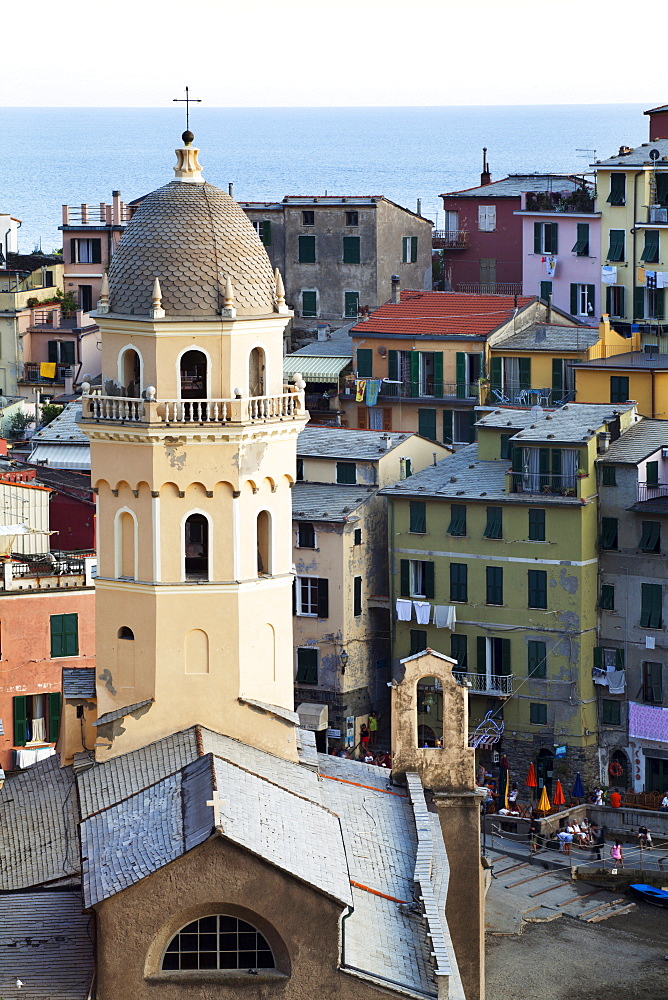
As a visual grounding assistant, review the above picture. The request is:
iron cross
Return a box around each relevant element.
[173,86,202,131]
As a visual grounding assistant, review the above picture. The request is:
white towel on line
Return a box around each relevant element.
[413,601,431,625]
[395,599,412,621]
[433,605,456,629]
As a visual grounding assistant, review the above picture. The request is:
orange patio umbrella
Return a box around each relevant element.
[537,786,551,813]
[553,779,566,808]
[526,763,537,787]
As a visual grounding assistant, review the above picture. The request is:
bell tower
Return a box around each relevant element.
[81,132,307,762]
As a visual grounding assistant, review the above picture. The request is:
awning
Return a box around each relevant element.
[297,703,329,732]
[283,355,351,380]
[29,444,91,471]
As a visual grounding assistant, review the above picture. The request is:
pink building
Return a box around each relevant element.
[439,157,589,296]
[517,188,601,326]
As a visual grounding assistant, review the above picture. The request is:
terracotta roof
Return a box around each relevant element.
[352,291,536,339]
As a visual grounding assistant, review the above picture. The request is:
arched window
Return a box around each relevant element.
[416,676,443,748]
[257,510,271,576]
[249,347,265,397]
[120,348,141,397]
[611,748,629,789]
[184,513,209,580]
[180,350,207,399]
[162,915,275,972]
[118,626,134,640]
[185,628,209,674]
[117,510,136,580]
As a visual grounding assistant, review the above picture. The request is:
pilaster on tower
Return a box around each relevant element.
[80,133,307,762]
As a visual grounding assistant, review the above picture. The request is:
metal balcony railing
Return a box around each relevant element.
[378,379,478,400]
[456,282,523,295]
[510,471,579,497]
[21,363,74,384]
[638,482,668,502]
[454,671,513,696]
[488,385,574,407]
[432,229,469,249]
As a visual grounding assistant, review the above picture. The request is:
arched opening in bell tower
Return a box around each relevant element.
[249,347,265,397]
[257,510,272,576]
[416,676,443,748]
[119,347,142,397]
[184,512,210,580]
[180,351,208,399]
[115,509,137,580]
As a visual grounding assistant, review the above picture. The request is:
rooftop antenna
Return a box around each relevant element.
[576,149,597,195]
[173,86,202,134]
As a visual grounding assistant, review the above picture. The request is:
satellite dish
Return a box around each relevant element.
[650,148,660,161]
[531,405,544,419]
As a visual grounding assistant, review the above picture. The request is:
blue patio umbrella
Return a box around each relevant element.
[572,772,585,799]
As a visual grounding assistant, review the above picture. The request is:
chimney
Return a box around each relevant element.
[645,105,668,141]
[381,433,393,450]
[228,182,234,197]
[391,275,401,304]
[416,198,422,216]
[480,147,492,187]
[64,375,73,395]
[112,190,121,226]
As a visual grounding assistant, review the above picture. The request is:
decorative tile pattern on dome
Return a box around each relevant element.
[108,182,277,317]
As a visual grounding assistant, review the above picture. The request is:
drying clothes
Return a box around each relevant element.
[433,605,457,629]
[355,380,367,402]
[607,671,626,695]
[601,265,617,285]
[413,601,431,625]
[395,599,412,621]
[365,379,381,406]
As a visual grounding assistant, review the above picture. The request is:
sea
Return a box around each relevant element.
[0,104,649,254]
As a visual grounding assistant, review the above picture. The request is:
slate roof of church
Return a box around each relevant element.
[0,891,94,1000]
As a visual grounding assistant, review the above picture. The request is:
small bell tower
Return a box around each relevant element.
[81,133,307,762]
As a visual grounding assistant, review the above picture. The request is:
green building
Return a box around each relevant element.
[380,402,638,791]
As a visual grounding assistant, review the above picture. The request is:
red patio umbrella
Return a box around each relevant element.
[553,779,566,808]
[526,763,537,788]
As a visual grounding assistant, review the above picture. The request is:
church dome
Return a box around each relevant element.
[108,177,277,318]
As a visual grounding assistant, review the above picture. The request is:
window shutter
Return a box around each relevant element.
[424,561,435,599]
[400,560,410,597]
[301,290,317,317]
[512,444,523,473]
[382,408,392,431]
[550,223,558,255]
[91,240,102,264]
[617,286,625,318]
[354,577,362,617]
[357,348,373,377]
[534,222,542,254]
[615,648,625,670]
[593,646,603,670]
[634,286,645,320]
[443,409,453,445]
[409,352,420,396]
[64,614,78,656]
[292,578,297,615]
[48,341,58,363]
[343,236,360,263]
[518,357,531,390]
[410,630,427,656]
[552,358,563,393]
[317,579,329,618]
[418,409,436,441]
[296,648,318,684]
[600,584,615,610]
[299,235,316,263]
[641,229,659,263]
[656,288,665,321]
[402,236,409,262]
[411,236,418,263]
[61,341,75,364]
[410,501,426,533]
[70,240,77,264]
[606,285,612,314]
[490,356,502,392]
[388,350,398,381]
[433,352,443,397]
[570,284,578,315]
[13,695,27,747]
[455,352,466,398]
[50,615,64,657]
[647,461,659,485]
[500,638,511,675]
[450,634,467,670]
[468,410,477,443]
[551,448,562,477]
[48,692,61,742]
[540,280,552,301]
[477,636,487,675]
[357,407,367,429]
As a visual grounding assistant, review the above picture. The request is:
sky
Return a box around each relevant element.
[4,0,668,107]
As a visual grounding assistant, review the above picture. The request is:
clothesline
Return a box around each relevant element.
[395,599,457,628]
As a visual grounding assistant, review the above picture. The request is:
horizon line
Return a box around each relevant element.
[0,101,651,110]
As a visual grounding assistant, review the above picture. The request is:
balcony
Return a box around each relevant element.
[2,552,96,592]
[638,482,668,503]
[432,229,469,250]
[81,386,306,426]
[454,671,513,696]
[524,190,595,214]
[456,282,523,296]
[378,379,479,401]
[510,471,580,497]
[20,362,74,384]
[486,385,574,408]
[648,206,668,224]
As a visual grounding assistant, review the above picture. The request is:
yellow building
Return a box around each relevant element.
[79,133,309,763]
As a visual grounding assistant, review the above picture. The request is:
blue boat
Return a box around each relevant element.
[629,883,668,907]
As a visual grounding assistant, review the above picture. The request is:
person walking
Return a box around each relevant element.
[610,840,624,869]
[528,811,540,854]
[590,823,604,862]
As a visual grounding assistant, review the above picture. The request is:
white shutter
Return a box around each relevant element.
[478,206,487,231]
[487,205,496,231]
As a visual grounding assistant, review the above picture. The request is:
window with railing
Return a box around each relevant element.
[512,447,579,495]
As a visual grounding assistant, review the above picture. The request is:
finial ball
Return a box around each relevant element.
[182,130,194,146]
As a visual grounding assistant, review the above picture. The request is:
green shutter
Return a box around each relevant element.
[345,291,359,318]
[50,615,64,657]
[600,517,618,549]
[615,648,625,669]
[484,507,502,539]
[91,240,102,264]
[518,357,531,390]
[500,638,511,676]
[528,640,546,678]
[296,648,318,684]
[410,501,426,533]
[641,583,662,629]
[261,220,272,246]
[634,286,645,320]
[450,634,467,670]
[608,230,625,262]
[443,410,453,445]
[647,461,659,485]
[48,341,58,363]
[409,352,420,396]
[593,646,603,669]
[572,222,589,256]
[551,448,562,477]
[450,562,467,602]
[550,223,558,254]
[61,341,75,364]
[552,358,563,393]
[528,570,547,609]
[411,236,418,263]
[639,520,660,552]
[570,284,578,315]
[418,409,436,441]
[540,280,553,301]
[477,636,487,675]
[641,229,659,263]
[656,288,665,321]
[447,505,466,536]
[610,376,629,404]
[388,350,398,381]
[433,352,443,397]
[424,561,435,599]
[299,235,316,263]
[301,290,317,317]
[343,236,360,263]
[468,410,477,443]
[402,236,409,262]
[357,348,373,377]
[13,695,27,747]
[512,444,523,473]
[534,222,542,254]
[607,173,625,205]
[48,692,61,742]
[410,630,427,656]
[317,578,329,618]
[529,508,545,541]
[400,560,410,598]
[490,356,502,392]
[600,585,615,610]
